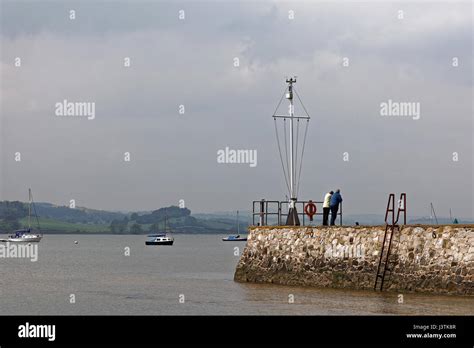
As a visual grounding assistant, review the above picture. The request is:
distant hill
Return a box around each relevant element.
[35,202,126,224]
[0,201,246,234]
[132,206,191,224]
[408,216,474,225]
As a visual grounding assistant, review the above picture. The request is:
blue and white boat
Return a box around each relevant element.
[5,228,42,243]
[222,211,247,241]
[222,234,247,242]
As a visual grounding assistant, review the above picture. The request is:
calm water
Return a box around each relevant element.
[0,235,472,315]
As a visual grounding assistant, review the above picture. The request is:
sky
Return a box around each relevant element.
[0,0,472,219]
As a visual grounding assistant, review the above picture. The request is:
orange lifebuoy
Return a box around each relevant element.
[304,201,317,221]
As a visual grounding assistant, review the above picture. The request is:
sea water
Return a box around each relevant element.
[0,235,472,315]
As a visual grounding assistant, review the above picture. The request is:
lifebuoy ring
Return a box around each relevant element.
[304,201,317,221]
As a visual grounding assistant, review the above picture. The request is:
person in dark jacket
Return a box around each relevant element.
[330,189,343,226]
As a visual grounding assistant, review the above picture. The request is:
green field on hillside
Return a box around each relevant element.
[19,217,110,233]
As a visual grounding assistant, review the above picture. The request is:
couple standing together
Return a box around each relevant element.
[322,189,343,226]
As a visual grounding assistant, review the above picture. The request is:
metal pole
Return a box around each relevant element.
[289,83,294,201]
[278,202,281,225]
[277,77,301,226]
[265,201,268,226]
[252,201,255,225]
[403,194,406,225]
[285,78,300,226]
[340,202,342,226]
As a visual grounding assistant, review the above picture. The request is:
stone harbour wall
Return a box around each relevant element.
[234,225,474,296]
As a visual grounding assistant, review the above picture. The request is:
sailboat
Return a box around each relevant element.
[1,189,43,243]
[145,211,174,246]
[222,211,247,241]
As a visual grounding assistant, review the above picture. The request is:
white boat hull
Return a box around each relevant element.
[4,235,42,243]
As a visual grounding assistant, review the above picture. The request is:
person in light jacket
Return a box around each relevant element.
[330,189,343,226]
[322,191,333,226]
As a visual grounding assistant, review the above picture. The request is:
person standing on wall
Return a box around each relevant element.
[330,189,343,226]
[322,190,333,226]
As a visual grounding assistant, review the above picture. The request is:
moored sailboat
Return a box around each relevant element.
[145,211,174,246]
[1,189,43,243]
[222,210,247,241]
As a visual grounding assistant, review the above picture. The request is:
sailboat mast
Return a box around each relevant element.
[28,188,31,229]
[430,203,438,225]
[237,210,240,234]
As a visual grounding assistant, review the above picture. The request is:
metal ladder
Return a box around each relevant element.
[374,193,406,291]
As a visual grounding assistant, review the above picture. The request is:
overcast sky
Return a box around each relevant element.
[1,1,472,219]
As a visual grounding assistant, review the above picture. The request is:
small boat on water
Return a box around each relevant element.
[222,234,247,242]
[146,233,174,245]
[222,210,247,242]
[145,211,174,246]
[2,228,42,243]
[1,189,42,243]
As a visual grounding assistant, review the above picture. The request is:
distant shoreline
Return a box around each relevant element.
[4,231,245,236]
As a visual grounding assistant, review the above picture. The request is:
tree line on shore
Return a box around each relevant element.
[0,201,242,234]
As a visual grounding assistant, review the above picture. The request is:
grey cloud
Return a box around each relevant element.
[1,1,472,219]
